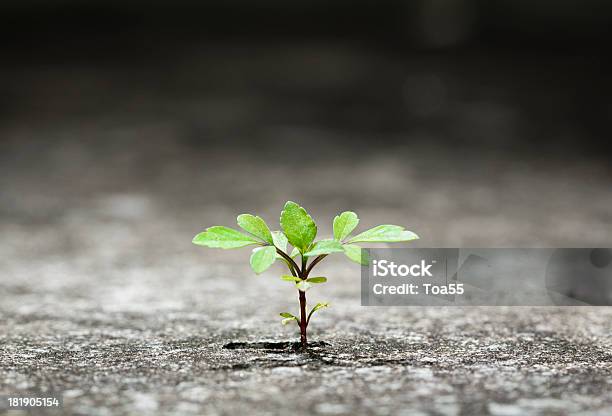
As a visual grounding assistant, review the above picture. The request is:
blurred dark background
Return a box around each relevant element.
[0,1,610,242]
[1,0,611,154]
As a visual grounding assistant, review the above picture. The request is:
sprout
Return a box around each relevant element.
[193,201,419,350]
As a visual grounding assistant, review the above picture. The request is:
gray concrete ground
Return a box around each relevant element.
[1,43,611,415]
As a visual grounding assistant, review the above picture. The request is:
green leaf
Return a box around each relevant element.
[280,312,299,325]
[193,226,261,249]
[271,231,288,252]
[343,244,370,265]
[306,277,327,284]
[272,231,289,260]
[280,201,317,253]
[347,225,419,243]
[237,214,274,244]
[307,302,330,323]
[397,230,419,241]
[296,281,312,292]
[311,302,329,313]
[303,239,344,257]
[281,275,302,282]
[290,247,301,258]
[333,211,359,241]
[249,246,277,274]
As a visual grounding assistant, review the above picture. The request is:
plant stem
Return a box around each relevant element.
[275,248,300,277]
[278,250,322,350]
[298,289,307,349]
[304,254,327,277]
[295,254,307,349]
[301,255,307,276]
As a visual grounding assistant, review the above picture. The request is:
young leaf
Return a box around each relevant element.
[237,214,274,244]
[280,201,317,253]
[280,312,299,325]
[249,246,277,274]
[333,211,359,241]
[290,247,301,259]
[303,239,344,257]
[347,225,419,243]
[306,277,327,284]
[281,275,302,282]
[296,281,312,292]
[307,302,330,324]
[271,231,288,252]
[193,226,261,249]
[311,302,329,313]
[343,244,370,265]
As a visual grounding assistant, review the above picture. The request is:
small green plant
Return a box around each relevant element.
[193,201,418,349]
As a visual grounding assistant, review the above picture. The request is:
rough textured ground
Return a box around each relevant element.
[1,43,611,415]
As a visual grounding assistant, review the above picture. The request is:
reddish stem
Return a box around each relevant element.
[298,290,307,349]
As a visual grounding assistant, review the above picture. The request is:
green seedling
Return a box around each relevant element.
[193,201,419,350]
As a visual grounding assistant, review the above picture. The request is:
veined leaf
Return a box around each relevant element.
[249,246,277,274]
[280,201,317,253]
[192,226,260,249]
[303,239,344,257]
[333,211,359,241]
[281,275,302,282]
[347,225,419,243]
[280,312,297,319]
[271,231,288,252]
[306,277,327,284]
[343,244,370,265]
[290,247,301,258]
[237,214,274,244]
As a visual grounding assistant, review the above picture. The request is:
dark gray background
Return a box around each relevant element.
[1,1,611,415]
